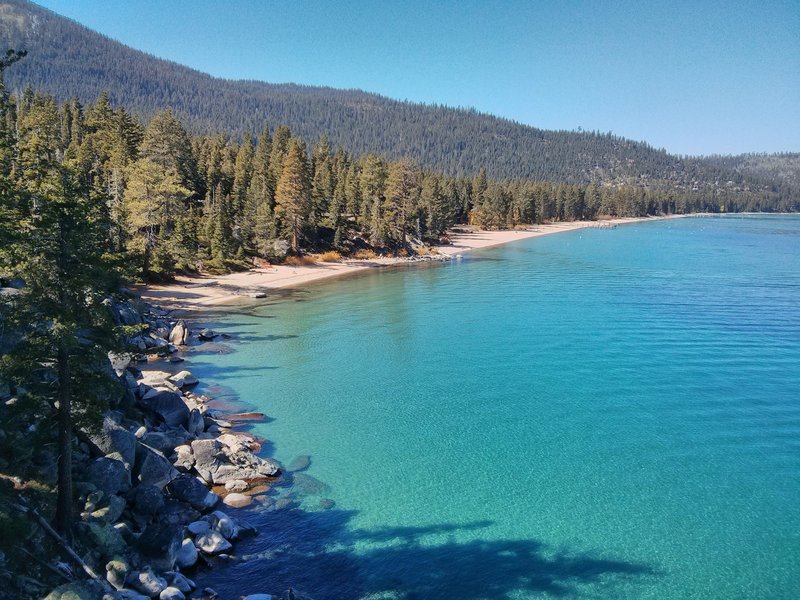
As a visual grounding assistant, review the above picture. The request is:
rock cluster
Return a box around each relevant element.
[52,300,287,599]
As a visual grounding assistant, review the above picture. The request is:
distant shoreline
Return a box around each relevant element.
[138,215,686,312]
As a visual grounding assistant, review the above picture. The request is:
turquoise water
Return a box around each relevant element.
[194,215,800,599]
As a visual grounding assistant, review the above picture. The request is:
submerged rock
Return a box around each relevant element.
[286,455,311,473]
[291,473,330,497]
[222,493,252,508]
[43,582,104,600]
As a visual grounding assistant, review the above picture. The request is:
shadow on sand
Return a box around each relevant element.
[197,507,659,599]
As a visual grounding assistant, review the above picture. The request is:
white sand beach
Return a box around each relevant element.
[138,216,683,310]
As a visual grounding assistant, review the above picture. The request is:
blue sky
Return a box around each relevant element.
[36,0,799,156]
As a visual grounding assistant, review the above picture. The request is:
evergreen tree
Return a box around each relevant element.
[123,158,191,278]
[274,137,310,252]
[359,154,387,245]
[384,158,418,247]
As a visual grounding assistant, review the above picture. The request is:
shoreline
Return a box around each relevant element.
[139,215,685,312]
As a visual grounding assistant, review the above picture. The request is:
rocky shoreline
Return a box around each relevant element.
[44,297,298,600]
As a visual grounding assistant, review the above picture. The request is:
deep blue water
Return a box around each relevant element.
[194,215,800,599]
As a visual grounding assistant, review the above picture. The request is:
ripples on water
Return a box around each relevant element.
[195,216,800,599]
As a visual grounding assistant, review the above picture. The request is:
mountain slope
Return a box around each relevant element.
[0,0,795,195]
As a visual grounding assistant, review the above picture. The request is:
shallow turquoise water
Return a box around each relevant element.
[195,215,800,599]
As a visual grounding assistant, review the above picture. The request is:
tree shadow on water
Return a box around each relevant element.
[198,508,659,599]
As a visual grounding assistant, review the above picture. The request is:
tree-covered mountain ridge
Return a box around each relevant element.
[0,0,796,199]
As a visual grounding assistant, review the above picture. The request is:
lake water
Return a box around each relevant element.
[194,215,800,599]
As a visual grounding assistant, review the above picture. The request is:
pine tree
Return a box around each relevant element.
[359,154,387,245]
[384,158,418,247]
[274,138,310,253]
[140,109,199,195]
[123,158,191,278]
[1,64,118,538]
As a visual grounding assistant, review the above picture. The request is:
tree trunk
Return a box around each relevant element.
[53,216,73,539]
[53,325,73,539]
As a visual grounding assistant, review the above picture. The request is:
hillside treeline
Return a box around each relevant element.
[2,87,796,281]
[1,0,799,199]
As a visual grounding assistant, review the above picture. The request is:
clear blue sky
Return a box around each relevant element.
[36,0,799,156]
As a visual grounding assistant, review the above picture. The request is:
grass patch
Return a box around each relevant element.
[351,249,378,260]
[317,250,342,262]
[284,255,318,266]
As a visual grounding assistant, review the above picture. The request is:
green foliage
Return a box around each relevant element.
[274,137,311,252]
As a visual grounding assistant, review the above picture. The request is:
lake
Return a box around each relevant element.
[194,215,800,599]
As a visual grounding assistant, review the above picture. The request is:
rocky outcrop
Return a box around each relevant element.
[190,438,280,485]
[46,298,292,600]
[138,390,190,428]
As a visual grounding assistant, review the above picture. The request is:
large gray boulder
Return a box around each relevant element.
[193,530,232,555]
[173,444,195,471]
[85,416,137,469]
[132,484,166,518]
[138,390,190,428]
[190,438,280,485]
[175,538,198,569]
[168,371,198,388]
[85,522,126,559]
[86,455,130,496]
[159,588,185,600]
[106,557,131,590]
[166,474,218,512]
[207,510,238,540]
[186,409,205,437]
[134,444,178,489]
[82,493,126,525]
[111,302,142,326]
[141,430,191,454]
[130,568,167,598]
[168,573,195,594]
[137,523,183,572]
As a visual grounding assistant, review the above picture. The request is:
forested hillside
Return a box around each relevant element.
[0,0,796,204]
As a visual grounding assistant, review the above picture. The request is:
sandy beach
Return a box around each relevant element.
[138,216,683,310]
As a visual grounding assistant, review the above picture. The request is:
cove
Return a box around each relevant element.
[193,215,800,599]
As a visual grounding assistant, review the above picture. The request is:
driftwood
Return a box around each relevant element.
[10,500,113,593]
[17,546,73,582]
